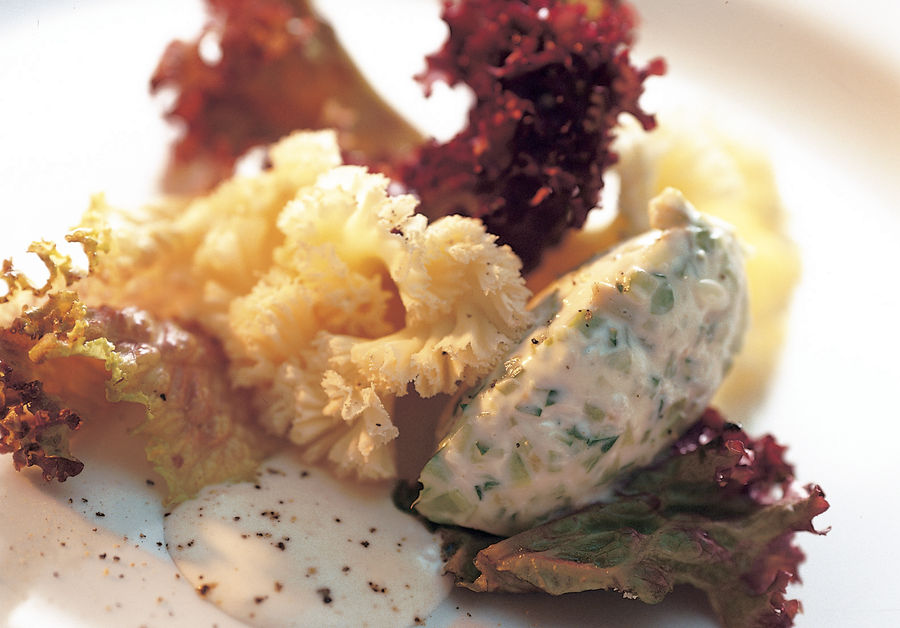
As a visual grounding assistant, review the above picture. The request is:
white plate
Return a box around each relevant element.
[2,1,899,626]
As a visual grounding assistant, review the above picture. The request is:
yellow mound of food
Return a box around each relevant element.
[529,117,800,417]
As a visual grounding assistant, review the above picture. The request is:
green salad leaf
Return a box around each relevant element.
[433,409,828,627]
[1,239,274,503]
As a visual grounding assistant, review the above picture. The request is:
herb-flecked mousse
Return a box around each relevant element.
[415,189,749,536]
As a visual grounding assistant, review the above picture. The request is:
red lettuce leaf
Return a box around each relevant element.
[150,0,423,193]
[396,0,665,272]
[437,409,829,627]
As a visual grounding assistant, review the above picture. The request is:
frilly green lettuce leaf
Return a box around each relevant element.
[1,239,274,503]
[435,409,829,627]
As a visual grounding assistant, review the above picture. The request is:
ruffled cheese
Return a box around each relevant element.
[230,163,531,478]
[68,131,532,480]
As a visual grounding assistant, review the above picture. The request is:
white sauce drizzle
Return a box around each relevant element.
[164,452,451,627]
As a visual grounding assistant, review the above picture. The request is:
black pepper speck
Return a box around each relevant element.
[317,587,333,604]
[197,582,216,596]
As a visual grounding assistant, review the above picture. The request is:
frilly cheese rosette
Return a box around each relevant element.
[227,163,533,479]
[3,131,531,488]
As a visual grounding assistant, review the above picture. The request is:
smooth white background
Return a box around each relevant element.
[1,1,899,626]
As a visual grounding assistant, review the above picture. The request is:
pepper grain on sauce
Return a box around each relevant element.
[163,453,450,627]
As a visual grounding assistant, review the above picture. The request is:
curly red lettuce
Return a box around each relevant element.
[151,0,664,272]
[150,0,423,193]
[432,409,828,627]
[0,361,84,482]
[396,0,665,271]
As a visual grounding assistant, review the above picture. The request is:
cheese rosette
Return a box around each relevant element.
[225,162,533,480]
[415,189,748,536]
[71,131,532,483]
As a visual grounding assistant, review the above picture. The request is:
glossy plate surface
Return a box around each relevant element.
[1,1,898,626]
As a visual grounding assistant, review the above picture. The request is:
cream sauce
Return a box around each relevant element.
[164,452,450,627]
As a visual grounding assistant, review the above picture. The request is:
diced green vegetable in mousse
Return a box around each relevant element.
[415,190,749,536]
